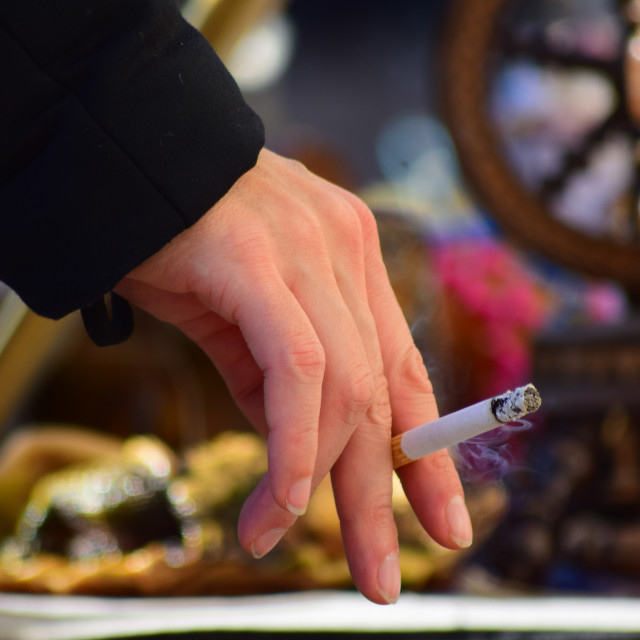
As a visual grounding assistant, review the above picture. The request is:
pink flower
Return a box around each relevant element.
[430,238,552,399]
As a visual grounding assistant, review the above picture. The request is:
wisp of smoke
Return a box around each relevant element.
[450,419,534,482]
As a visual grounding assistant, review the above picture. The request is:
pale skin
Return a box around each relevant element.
[115,148,472,604]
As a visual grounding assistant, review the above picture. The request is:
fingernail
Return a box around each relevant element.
[251,528,288,558]
[286,476,312,515]
[446,494,473,548]
[377,551,401,604]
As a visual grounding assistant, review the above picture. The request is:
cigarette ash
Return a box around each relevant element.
[454,385,541,481]
[451,419,534,482]
[491,384,541,423]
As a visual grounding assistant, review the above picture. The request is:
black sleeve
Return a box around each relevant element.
[0,0,265,319]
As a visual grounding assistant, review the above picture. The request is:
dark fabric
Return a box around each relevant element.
[0,0,265,319]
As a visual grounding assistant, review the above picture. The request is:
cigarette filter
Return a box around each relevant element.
[392,384,542,468]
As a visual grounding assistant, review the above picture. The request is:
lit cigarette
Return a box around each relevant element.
[392,384,542,468]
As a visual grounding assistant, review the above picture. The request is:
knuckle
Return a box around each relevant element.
[282,337,326,381]
[342,491,393,531]
[354,202,380,246]
[356,202,377,232]
[357,373,393,434]
[340,364,375,425]
[368,399,393,434]
[393,346,433,393]
[336,204,366,244]
[352,375,392,436]
[364,497,392,530]
[299,222,327,256]
[284,206,328,255]
[371,373,392,422]
[427,449,458,474]
[282,155,308,175]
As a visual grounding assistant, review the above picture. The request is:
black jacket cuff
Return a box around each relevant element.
[0,0,265,319]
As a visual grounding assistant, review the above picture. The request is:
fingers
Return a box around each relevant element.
[201,246,377,522]
[238,475,297,558]
[388,339,472,550]
[344,192,472,550]
[233,266,379,529]
[330,392,400,604]
[232,174,465,600]
[122,259,325,517]
[235,185,402,603]
[240,382,401,606]
[315,196,402,602]
[228,275,325,516]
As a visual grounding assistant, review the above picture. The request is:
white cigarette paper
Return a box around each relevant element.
[392,384,541,468]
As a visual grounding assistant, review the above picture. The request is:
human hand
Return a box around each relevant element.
[115,148,471,604]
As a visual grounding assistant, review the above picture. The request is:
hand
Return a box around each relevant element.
[115,148,472,604]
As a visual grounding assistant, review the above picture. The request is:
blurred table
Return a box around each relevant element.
[1,591,640,640]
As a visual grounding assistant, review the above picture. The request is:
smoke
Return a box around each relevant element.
[409,315,537,483]
[450,419,534,482]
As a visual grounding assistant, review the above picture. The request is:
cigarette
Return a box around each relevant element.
[391,384,542,468]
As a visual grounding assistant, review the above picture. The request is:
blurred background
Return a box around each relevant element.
[2,0,640,613]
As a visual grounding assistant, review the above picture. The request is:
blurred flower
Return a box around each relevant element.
[430,238,552,400]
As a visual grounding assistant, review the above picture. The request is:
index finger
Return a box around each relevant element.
[222,268,325,517]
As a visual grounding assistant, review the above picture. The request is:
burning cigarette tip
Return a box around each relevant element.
[490,383,541,424]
